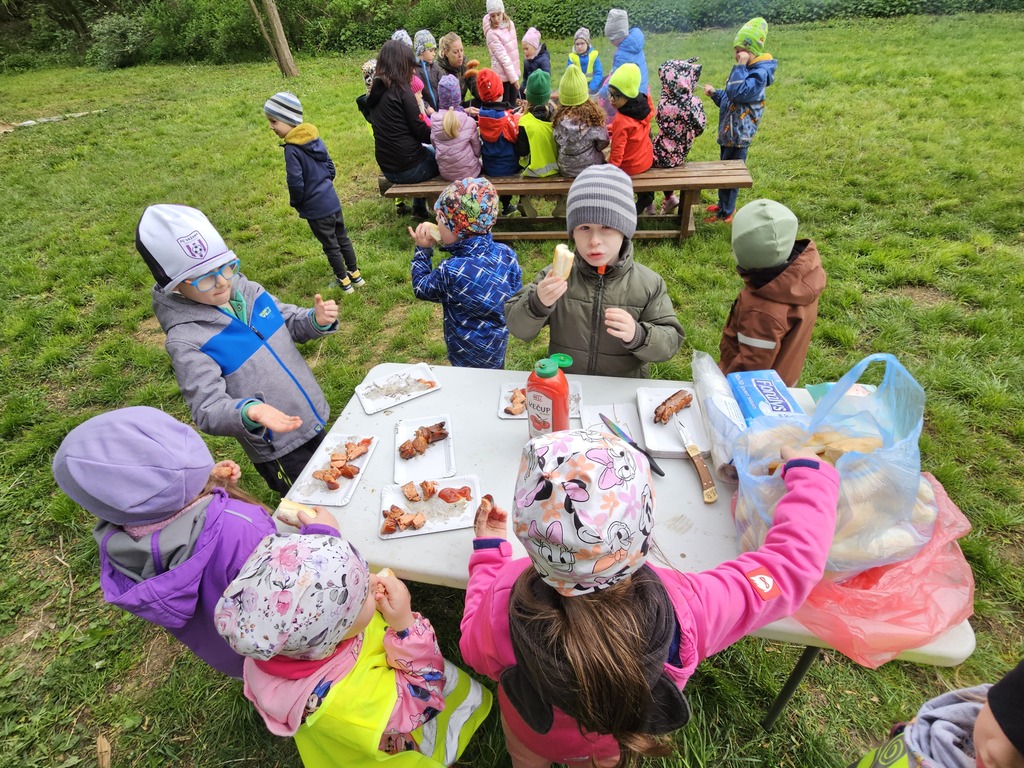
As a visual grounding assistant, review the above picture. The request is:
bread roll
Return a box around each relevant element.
[275,499,317,527]
[424,222,442,244]
[552,244,574,279]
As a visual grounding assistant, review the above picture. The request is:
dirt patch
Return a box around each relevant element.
[0,124,14,135]
[896,285,949,308]
[106,631,183,696]
[132,316,165,348]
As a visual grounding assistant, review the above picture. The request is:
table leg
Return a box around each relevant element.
[760,645,821,732]
[679,191,697,243]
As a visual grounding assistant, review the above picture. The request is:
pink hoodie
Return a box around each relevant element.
[460,460,840,762]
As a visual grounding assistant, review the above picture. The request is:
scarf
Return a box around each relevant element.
[617,94,651,122]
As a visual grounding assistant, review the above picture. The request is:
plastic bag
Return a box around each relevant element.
[691,350,745,483]
[793,473,974,668]
[733,353,933,578]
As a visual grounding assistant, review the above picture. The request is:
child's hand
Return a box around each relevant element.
[314,294,338,326]
[211,460,241,484]
[249,403,302,433]
[703,84,715,96]
[299,506,338,530]
[536,269,568,307]
[408,223,438,248]
[781,445,822,463]
[735,50,753,66]
[604,307,637,343]
[374,572,414,632]
[474,496,507,538]
[465,106,480,118]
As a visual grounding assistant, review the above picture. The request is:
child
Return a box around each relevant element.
[476,67,523,216]
[515,70,558,217]
[552,64,608,179]
[411,74,432,126]
[652,58,706,214]
[703,17,776,223]
[437,32,480,108]
[718,199,826,387]
[52,406,278,678]
[136,203,338,494]
[431,75,482,181]
[414,29,441,112]
[461,430,840,767]
[408,177,523,369]
[604,8,649,96]
[216,519,492,765]
[851,659,1024,768]
[567,27,602,95]
[520,27,550,100]
[606,63,656,215]
[264,92,364,294]
[505,165,684,378]
[483,0,520,105]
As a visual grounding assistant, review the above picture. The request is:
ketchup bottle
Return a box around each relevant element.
[526,356,572,438]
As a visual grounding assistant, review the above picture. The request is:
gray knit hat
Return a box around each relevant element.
[414,29,436,56]
[605,9,629,43]
[135,204,239,292]
[566,165,637,239]
[263,91,302,127]
[392,28,413,48]
[574,27,591,45]
[731,199,799,270]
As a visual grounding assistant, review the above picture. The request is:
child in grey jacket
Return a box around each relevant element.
[136,203,339,494]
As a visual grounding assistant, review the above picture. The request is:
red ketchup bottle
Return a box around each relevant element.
[526,355,572,438]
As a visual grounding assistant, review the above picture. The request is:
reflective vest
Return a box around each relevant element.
[850,734,916,768]
[568,50,597,79]
[518,112,559,177]
[295,613,493,767]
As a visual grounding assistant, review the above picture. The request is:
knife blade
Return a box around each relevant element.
[599,413,666,477]
[675,420,717,503]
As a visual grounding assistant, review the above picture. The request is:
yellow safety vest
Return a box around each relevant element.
[850,734,914,768]
[295,613,492,767]
[568,50,597,79]
[518,112,559,177]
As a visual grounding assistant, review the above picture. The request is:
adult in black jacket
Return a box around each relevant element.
[367,40,439,219]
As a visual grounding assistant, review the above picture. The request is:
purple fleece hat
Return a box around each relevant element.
[52,406,214,526]
[438,74,462,111]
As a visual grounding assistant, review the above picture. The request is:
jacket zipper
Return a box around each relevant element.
[587,272,605,375]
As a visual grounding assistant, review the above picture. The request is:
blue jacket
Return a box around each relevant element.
[521,44,551,98]
[567,48,603,93]
[479,106,522,176]
[281,123,341,220]
[411,234,522,369]
[710,56,777,147]
[612,28,649,95]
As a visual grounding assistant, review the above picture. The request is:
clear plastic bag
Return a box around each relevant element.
[691,350,745,483]
[793,473,974,668]
[733,353,933,578]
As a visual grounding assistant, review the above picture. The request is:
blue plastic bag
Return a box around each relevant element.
[732,353,934,580]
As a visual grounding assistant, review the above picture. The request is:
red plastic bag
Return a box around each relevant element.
[792,473,974,669]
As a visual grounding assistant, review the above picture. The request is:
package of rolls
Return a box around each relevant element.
[691,350,746,483]
[732,353,934,579]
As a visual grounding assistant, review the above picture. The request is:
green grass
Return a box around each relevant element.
[1,12,1023,767]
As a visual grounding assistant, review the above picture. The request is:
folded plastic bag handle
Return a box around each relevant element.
[809,353,925,438]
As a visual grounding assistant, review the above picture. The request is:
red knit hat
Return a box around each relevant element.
[476,68,503,103]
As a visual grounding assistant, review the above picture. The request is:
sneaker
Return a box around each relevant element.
[702,214,734,224]
[661,195,680,215]
[330,276,355,293]
[349,271,366,289]
[705,204,721,214]
[642,204,657,216]
[411,206,430,221]
[395,201,409,216]
[501,203,519,217]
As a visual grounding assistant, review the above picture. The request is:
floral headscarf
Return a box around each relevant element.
[513,429,655,596]
[215,534,370,661]
[434,177,499,238]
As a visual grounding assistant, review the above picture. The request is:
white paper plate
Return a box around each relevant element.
[394,413,456,483]
[288,435,379,507]
[636,387,710,459]
[355,363,441,415]
[378,475,481,539]
[497,381,583,420]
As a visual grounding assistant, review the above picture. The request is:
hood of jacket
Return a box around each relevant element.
[365,77,389,110]
[528,44,550,68]
[659,58,701,99]
[283,123,331,161]
[618,27,645,56]
[749,55,777,85]
[741,240,825,307]
[617,92,651,122]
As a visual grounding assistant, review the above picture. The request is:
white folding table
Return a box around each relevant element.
[288,362,975,728]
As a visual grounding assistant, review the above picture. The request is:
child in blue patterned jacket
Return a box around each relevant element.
[408,178,522,369]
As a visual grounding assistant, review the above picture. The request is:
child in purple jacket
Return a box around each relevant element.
[52,406,283,678]
[431,74,482,181]
[461,430,840,766]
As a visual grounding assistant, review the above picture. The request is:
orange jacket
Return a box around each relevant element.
[608,94,654,176]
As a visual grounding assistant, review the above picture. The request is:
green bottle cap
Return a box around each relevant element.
[549,353,573,369]
[534,358,558,378]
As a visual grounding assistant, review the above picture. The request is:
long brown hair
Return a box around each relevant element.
[376,39,417,90]
[194,476,272,513]
[508,569,673,766]
[553,99,607,129]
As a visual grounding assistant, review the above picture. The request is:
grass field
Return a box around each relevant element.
[1,12,1023,768]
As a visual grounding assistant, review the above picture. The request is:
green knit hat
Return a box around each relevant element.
[731,199,798,270]
[525,69,551,105]
[609,62,641,99]
[558,64,589,107]
[734,17,768,57]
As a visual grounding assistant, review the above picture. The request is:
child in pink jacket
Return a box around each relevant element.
[461,429,839,767]
[482,0,520,104]
[431,74,482,181]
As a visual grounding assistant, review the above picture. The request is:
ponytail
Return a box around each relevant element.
[442,107,460,139]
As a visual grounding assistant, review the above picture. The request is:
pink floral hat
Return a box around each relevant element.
[513,429,655,596]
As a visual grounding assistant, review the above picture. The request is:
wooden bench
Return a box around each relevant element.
[380,160,752,244]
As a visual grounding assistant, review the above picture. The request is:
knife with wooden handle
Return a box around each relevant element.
[676,420,717,504]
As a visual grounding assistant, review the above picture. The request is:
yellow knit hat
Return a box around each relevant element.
[558,64,589,107]
[609,63,641,99]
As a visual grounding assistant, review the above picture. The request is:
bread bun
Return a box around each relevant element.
[424,222,442,244]
[552,243,574,279]
[275,498,317,527]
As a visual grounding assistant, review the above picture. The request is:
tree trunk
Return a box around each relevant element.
[261,0,298,77]
[246,0,278,62]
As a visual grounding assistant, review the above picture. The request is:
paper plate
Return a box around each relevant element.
[378,475,481,539]
[288,435,379,506]
[355,363,441,415]
[394,414,456,483]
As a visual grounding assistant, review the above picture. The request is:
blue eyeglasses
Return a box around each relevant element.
[186,259,240,292]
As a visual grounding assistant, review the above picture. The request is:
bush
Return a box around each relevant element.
[85,12,150,70]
